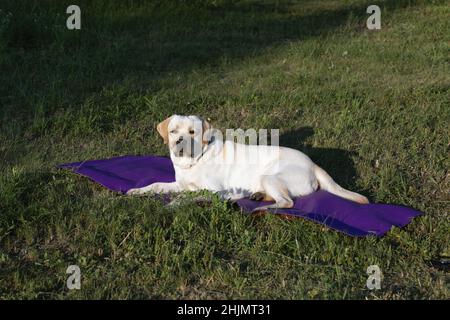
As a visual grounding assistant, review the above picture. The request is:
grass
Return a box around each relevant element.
[0,0,449,299]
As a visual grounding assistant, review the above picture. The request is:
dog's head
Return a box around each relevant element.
[157,115,212,161]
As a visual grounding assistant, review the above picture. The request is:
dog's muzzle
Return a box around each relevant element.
[172,137,202,158]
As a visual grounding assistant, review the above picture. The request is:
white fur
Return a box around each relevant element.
[127,115,368,210]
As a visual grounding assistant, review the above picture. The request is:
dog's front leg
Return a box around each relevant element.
[126,182,181,195]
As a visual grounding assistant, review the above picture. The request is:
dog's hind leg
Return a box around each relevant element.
[252,175,294,212]
[249,192,274,202]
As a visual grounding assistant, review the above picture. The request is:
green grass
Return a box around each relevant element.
[0,0,449,299]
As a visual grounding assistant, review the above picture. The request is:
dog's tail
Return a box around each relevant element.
[314,165,369,204]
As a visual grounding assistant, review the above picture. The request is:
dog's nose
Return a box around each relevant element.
[175,137,184,145]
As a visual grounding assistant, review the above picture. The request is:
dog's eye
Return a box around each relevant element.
[170,130,176,134]
[189,130,195,135]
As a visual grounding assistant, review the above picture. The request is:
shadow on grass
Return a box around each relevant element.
[280,127,369,196]
[0,0,421,125]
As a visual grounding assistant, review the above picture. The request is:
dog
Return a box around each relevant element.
[127,115,369,211]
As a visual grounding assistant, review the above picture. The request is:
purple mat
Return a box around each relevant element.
[58,155,422,237]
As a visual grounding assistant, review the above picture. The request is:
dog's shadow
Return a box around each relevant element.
[280,127,368,196]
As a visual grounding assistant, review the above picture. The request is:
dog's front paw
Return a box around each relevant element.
[126,188,143,195]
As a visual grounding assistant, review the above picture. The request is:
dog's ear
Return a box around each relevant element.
[157,116,173,144]
[202,118,212,144]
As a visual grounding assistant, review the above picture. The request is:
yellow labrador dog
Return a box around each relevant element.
[127,115,368,210]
